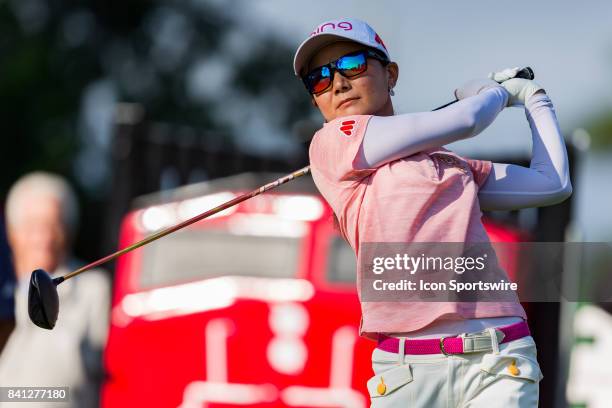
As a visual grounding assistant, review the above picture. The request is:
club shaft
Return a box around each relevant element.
[61,166,311,281]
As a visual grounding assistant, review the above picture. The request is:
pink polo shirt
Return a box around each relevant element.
[308,114,527,341]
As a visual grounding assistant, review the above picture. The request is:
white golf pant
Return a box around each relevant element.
[368,335,543,407]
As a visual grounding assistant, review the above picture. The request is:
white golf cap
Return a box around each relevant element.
[293,18,391,76]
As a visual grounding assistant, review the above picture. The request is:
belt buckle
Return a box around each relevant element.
[439,336,451,356]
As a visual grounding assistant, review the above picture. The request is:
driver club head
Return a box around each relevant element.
[28,269,60,330]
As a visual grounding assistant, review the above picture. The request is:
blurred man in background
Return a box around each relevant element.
[0,216,15,354]
[0,172,111,408]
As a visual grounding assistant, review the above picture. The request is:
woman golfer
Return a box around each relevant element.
[293,18,571,407]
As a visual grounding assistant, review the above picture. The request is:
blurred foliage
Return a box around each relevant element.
[0,0,312,196]
[0,0,313,262]
[585,112,612,149]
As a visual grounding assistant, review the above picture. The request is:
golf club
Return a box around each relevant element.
[28,67,535,330]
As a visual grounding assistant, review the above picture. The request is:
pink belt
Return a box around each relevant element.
[377,320,531,355]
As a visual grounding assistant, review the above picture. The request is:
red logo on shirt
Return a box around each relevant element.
[339,120,355,136]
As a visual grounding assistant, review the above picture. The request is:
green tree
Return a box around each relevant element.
[584,112,612,149]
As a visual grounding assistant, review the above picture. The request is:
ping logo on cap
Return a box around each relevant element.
[310,21,353,37]
[339,120,356,136]
[294,18,391,76]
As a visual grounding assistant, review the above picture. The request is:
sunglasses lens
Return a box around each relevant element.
[337,53,367,77]
[307,66,332,94]
[304,52,368,95]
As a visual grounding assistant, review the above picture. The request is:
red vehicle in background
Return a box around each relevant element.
[102,173,528,408]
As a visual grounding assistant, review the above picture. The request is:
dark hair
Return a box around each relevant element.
[366,47,390,65]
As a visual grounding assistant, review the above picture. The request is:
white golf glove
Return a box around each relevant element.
[488,66,522,83]
[488,67,544,107]
[454,78,502,101]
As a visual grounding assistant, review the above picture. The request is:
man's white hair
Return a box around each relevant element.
[5,172,79,235]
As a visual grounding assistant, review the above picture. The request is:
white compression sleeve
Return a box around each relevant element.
[358,87,509,168]
[477,92,572,211]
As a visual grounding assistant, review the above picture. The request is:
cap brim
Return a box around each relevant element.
[293,33,371,77]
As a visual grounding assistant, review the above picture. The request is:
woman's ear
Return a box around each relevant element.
[386,62,399,90]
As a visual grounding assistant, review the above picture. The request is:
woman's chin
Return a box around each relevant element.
[336,104,369,117]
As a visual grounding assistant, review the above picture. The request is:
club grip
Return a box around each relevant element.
[514,66,535,80]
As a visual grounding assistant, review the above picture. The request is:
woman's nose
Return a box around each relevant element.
[332,70,351,94]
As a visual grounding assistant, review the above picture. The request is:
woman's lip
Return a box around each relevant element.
[337,97,359,108]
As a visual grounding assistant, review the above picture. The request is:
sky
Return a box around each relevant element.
[234,0,612,240]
